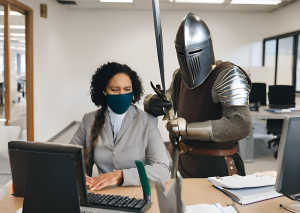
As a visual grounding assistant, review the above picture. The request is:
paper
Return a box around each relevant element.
[208,174,276,189]
[186,204,223,213]
[223,206,239,213]
[186,203,237,213]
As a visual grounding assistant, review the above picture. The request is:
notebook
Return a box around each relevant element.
[208,174,282,205]
[214,185,282,205]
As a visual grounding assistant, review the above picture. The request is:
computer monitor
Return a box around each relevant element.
[8,141,89,213]
[275,117,300,200]
[9,141,152,213]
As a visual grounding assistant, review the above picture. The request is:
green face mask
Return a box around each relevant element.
[107,92,133,114]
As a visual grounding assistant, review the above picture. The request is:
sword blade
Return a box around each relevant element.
[152,0,166,94]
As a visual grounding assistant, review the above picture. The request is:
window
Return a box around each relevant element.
[263,31,300,93]
[277,37,293,85]
[264,40,276,86]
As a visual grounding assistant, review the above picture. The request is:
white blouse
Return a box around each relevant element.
[107,105,128,143]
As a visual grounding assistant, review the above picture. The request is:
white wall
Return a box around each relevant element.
[267,0,300,38]
[20,0,273,141]
[20,0,78,141]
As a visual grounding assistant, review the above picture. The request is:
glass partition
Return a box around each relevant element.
[0,5,4,123]
[9,9,26,139]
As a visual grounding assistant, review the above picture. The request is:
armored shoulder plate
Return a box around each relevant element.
[213,66,250,106]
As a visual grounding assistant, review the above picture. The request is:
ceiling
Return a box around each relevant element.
[55,0,297,12]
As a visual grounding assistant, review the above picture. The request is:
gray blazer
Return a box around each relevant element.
[70,105,171,186]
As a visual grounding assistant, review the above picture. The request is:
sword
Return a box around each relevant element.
[152,0,165,94]
[151,0,180,179]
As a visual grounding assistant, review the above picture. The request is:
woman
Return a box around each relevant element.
[70,62,170,190]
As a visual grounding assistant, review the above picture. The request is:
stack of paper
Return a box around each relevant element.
[208,174,282,205]
[208,174,276,189]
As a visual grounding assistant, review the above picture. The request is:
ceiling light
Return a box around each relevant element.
[0,11,22,16]
[0,37,22,41]
[0,33,26,37]
[0,25,25,29]
[230,0,281,5]
[10,33,25,37]
[100,0,133,2]
[171,0,224,2]
[10,25,25,29]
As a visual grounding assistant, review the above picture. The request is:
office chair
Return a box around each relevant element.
[267,85,295,158]
[249,83,267,111]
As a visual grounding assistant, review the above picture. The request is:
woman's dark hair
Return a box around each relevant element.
[85,62,144,175]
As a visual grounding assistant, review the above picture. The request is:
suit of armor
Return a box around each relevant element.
[144,12,252,178]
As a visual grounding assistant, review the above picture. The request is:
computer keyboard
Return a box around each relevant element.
[80,192,152,213]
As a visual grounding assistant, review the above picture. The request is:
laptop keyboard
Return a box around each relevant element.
[80,192,151,213]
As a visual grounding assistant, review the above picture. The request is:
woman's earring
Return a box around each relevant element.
[103,91,107,96]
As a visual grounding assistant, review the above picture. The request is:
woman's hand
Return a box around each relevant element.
[86,175,93,187]
[89,170,124,191]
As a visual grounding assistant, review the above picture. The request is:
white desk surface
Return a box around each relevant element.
[251,106,300,119]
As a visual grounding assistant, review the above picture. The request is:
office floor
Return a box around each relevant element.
[0,156,11,187]
[0,120,278,187]
[0,99,27,140]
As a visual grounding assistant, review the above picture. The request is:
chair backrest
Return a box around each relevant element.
[268,85,295,109]
[266,119,284,135]
[249,83,267,106]
[0,126,21,159]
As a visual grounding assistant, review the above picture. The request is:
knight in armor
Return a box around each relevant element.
[144,12,252,178]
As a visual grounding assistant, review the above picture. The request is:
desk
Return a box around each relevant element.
[239,106,300,162]
[0,179,291,213]
[251,106,300,119]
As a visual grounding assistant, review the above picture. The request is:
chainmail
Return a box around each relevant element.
[211,104,252,142]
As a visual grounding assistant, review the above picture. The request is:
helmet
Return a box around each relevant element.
[175,12,216,89]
